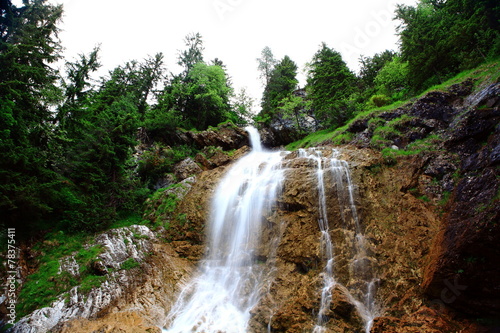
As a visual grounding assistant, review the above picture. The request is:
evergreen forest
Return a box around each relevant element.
[1,0,499,239]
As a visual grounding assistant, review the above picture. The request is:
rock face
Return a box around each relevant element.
[147,121,249,150]
[9,226,194,333]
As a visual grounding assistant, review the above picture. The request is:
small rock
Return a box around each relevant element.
[173,158,202,181]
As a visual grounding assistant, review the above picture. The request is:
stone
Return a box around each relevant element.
[172,157,202,181]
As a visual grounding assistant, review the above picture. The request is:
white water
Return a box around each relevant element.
[299,148,379,333]
[163,129,378,333]
[163,127,286,333]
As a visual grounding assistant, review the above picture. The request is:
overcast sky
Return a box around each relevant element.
[45,0,418,112]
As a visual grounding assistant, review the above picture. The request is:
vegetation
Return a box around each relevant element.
[1,0,499,322]
[15,231,103,318]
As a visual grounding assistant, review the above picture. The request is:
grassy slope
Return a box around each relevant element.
[286,60,500,151]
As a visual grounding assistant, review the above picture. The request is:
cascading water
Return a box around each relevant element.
[163,128,378,333]
[163,127,286,333]
[299,148,379,333]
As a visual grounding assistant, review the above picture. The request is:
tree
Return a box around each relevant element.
[178,32,204,74]
[57,46,101,133]
[358,50,397,91]
[57,64,143,231]
[0,0,63,234]
[260,55,298,121]
[257,46,277,87]
[152,62,235,131]
[231,88,253,125]
[373,56,409,97]
[396,0,500,91]
[307,43,357,128]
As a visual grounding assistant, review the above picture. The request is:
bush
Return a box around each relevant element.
[369,94,391,107]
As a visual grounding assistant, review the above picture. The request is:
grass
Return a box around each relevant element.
[120,257,140,270]
[16,211,146,319]
[285,59,500,151]
[16,231,105,318]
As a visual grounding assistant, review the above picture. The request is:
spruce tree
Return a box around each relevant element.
[307,43,356,128]
[0,0,63,233]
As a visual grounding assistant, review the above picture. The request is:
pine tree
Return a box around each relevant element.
[0,0,63,233]
[259,55,298,122]
[307,43,356,128]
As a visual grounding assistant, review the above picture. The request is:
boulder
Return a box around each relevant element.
[173,158,202,181]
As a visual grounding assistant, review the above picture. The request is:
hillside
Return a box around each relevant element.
[4,61,499,333]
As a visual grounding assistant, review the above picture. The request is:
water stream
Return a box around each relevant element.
[163,128,378,333]
[163,127,286,332]
[299,148,378,333]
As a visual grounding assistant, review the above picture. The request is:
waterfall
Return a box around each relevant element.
[300,148,379,333]
[163,129,378,332]
[163,127,286,333]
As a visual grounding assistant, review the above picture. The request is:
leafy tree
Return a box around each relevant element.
[231,87,253,125]
[57,46,101,134]
[306,43,357,128]
[358,50,397,91]
[151,62,234,131]
[260,55,298,121]
[277,94,309,134]
[0,0,63,233]
[373,56,409,99]
[57,64,144,230]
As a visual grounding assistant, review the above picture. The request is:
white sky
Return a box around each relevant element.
[44,0,418,112]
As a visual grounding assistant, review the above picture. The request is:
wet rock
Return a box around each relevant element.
[423,168,500,317]
[464,82,500,109]
[446,108,500,147]
[424,155,457,179]
[330,285,356,319]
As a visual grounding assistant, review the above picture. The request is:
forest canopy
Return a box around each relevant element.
[1,0,498,237]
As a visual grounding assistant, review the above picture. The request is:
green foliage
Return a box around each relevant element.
[307,43,357,128]
[154,62,234,131]
[16,231,104,318]
[373,56,410,98]
[359,50,397,90]
[0,0,64,235]
[120,258,140,270]
[137,144,197,186]
[276,95,309,134]
[177,32,204,73]
[368,94,391,108]
[143,184,186,227]
[259,55,299,122]
[231,88,253,126]
[396,0,500,92]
